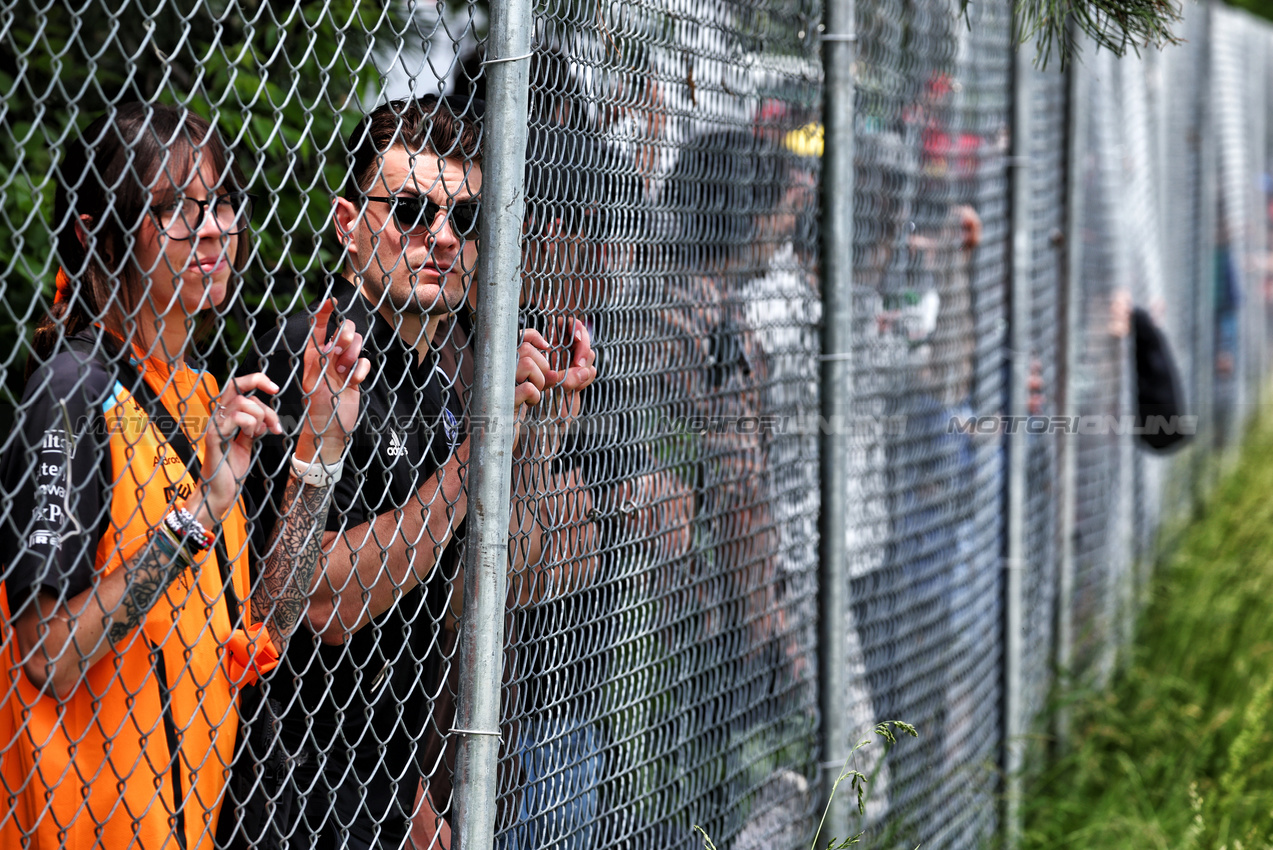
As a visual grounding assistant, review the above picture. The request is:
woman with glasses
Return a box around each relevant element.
[0,102,370,850]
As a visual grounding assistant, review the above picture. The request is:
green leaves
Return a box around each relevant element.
[0,1,384,383]
[809,720,919,850]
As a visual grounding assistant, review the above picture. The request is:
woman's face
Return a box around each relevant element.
[132,158,242,319]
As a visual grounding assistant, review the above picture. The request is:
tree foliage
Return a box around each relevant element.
[1003,0,1184,69]
[0,0,378,399]
[1225,0,1273,25]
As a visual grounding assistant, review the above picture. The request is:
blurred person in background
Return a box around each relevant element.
[862,122,989,824]
[417,122,607,850]
[728,115,823,850]
[473,120,611,850]
[640,127,805,845]
[444,49,699,849]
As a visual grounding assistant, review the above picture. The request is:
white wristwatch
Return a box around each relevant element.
[291,454,344,488]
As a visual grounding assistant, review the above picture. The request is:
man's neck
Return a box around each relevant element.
[379,306,446,365]
[351,274,445,365]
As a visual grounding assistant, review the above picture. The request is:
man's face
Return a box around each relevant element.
[753,169,814,264]
[343,145,482,318]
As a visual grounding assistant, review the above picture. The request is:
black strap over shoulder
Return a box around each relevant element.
[64,333,243,626]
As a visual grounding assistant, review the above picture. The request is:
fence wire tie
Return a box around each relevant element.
[819,352,853,361]
[450,726,503,737]
[480,52,534,67]
[821,32,858,42]
[1002,558,1027,572]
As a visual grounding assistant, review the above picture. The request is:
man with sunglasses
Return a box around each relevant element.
[228,95,596,850]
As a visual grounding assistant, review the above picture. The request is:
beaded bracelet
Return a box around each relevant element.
[163,508,216,553]
[151,523,193,570]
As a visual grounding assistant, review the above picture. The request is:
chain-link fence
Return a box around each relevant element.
[1,0,1272,848]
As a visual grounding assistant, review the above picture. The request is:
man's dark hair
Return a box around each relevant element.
[343,95,485,201]
[524,129,637,241]
[527,48,592,135]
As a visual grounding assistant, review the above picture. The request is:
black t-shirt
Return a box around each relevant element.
[248,275,464,785]
[0,340,115,608]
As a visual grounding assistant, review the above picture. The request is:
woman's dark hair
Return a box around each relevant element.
[29,102,250,376]
[662,129,788,274]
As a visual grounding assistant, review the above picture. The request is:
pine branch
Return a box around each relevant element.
[964,0,1184,69]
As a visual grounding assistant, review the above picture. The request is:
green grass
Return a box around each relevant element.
[1023,420,1273,850]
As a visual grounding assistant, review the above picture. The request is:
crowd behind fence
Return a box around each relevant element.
[1,0,1272,847]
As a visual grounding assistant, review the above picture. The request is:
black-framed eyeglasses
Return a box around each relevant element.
[363,194,481,238]
[148,191,255,240]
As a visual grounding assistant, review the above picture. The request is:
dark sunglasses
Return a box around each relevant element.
[363,194,481,238]
[148,191,255,240]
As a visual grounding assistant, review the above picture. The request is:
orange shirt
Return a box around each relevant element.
[1,347,276,849]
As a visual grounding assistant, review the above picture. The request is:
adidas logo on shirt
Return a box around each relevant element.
[386,430,408,457]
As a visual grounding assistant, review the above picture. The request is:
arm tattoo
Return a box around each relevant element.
[254,473,333,652]
[107,543,190,644]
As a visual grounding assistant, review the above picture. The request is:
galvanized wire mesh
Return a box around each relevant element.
[1214,7,1272,452]
[497,5,825,847]
[1,1,1273,850]
[1119,51,1167,612]
[1155,2,1210,533]
[1215,7,1254,451]
[1020,55,1066,751]
[1068,47,1132,688]
[847,0,1010,843]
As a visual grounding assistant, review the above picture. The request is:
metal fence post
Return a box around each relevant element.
[818,0,856,838]
[1113,58,1138,678]
[1003,24,1033,850]
[1195,0,1218,503]
[451,0,533,845]
[1056,24,1089,751]
[1249,30,1268,410]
